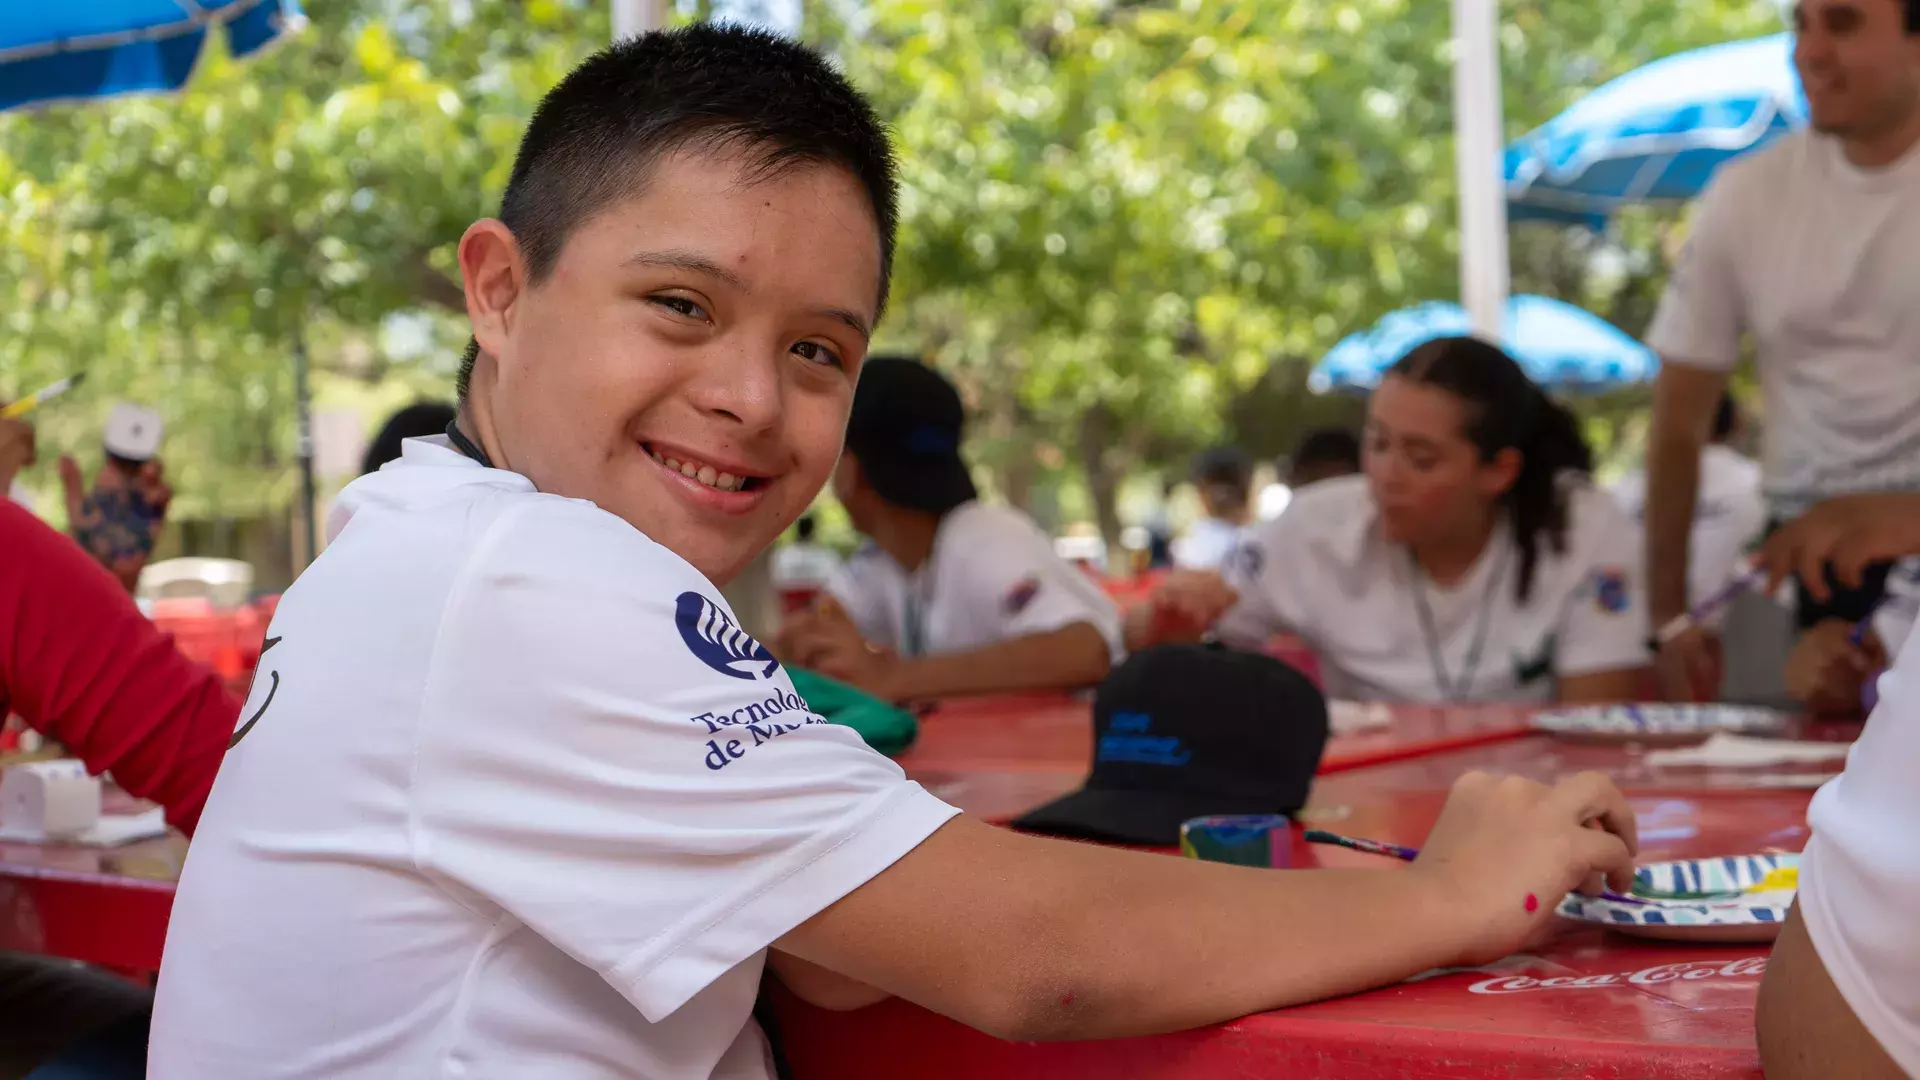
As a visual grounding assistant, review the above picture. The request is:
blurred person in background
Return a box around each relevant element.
[1765,493,1920,714]
[1755,487,1920,1079]
[772,515,842,614]
[1613,393,1765,609]
[1287,428,1362,490]
[782,357,1121,700]
[1129,338,1649,705]
[1642,0,1920,702]
[361,402,458,476]
[1172,446,1252,570]
[0,407,235,1079]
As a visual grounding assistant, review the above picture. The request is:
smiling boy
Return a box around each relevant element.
[152,27,1643,1080]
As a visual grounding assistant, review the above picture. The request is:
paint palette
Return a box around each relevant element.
[1530,703,1790,745]
[1557,854,1799,943]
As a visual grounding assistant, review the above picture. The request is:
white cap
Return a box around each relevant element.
[103,403,164,461]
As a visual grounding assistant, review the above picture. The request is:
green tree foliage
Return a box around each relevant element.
[824,0,1776,538]
[2,0,1779,540]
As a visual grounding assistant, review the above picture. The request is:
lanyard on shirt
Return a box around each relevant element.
[1405,541,1510,703]
[444,420,494,469]
[901,584,927,658]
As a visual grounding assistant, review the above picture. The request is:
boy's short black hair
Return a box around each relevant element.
[362,401,458,475]
[1290,428,1362,474]
[456,24,899,399]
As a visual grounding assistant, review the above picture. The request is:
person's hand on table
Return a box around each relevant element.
[1759,493,1920,603]
[60,453,173,593]
[1124,569,1239,651]
[1785,618,1884,715]
[0,413,36,492]
[1652,625,1719,703]
[776,597,901,699]
[1414,771,1638,967]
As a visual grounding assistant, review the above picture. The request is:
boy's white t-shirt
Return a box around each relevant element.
[1646,130,1920,518]
[1172,516,1244,571]
[148,437,959,1080]
[1798,621,1920,1077]
[826,501,1124,661]
[1215,475,1649,703]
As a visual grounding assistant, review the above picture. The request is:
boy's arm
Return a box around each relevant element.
[783,604,1112,700]
[870,622,1112,700]
[1757,905,1909,1079]
[777,771,1636,1041]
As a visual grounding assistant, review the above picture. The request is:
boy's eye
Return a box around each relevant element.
[649,295,708,320]
[792,340,842,368]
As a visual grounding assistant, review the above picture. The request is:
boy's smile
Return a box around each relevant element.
[458,147,883,585]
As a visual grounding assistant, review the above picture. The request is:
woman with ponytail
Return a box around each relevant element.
[1128,337,1650,704]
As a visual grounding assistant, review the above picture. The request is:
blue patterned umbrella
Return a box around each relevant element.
[1504,34,1805,229]
[1310,295,1657,394]
[0,1,306,113]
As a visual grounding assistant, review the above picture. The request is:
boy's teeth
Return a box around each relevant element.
[652,449,749,492]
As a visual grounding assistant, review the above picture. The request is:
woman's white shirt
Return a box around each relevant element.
[1215,475,1650,703]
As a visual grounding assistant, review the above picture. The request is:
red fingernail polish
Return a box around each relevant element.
[1524,893,1539,913]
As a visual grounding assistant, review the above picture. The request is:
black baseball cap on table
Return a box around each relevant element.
[1013,645,1330,847]
[845,357,979,515]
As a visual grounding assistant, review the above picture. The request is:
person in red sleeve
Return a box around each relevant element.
[0,409,236,1079]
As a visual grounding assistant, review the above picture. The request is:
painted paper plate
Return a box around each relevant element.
[1557,853,1798,943]
[1530,703,1790,745]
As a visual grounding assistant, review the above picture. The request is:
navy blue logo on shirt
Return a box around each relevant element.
[675,592,779,680]
[1226,541,1264,583]
[1592,567,1630,615]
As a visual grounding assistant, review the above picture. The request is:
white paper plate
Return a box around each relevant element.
[1531,703,1790,744]
[1557,853,1797,943]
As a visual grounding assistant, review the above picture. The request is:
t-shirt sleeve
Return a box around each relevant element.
[1212,518,1305,653]
[950,518,1125,659]
[1644,169,1746,371]
[1797,629,1920,1079]
[1553,494,1653,679]
[412,505,959,1023]
[825,554,896,648]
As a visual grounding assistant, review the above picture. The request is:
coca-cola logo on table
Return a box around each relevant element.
[1469,957,1768,995]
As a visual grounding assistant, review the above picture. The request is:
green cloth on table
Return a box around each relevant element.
[786,667,918,756]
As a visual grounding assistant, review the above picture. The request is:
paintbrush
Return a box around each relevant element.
[1303,828,1651,906]
[1,373,85,419]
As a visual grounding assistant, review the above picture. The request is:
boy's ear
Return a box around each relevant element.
[459,220,527,363]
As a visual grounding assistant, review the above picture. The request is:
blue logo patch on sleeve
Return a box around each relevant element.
[1226,541,1264,582]
[675,591,779,680]
[1592,567,1630,615]
[1003,576,1042,615]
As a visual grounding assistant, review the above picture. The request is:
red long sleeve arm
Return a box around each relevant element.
[0,500,237,835]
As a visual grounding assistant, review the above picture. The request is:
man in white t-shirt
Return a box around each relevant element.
[149,27,1651,1080]
[1643,0,1920,699]
[781,357,1123,700]
[1612,394,1766,609]
[1755,490,1920,1078]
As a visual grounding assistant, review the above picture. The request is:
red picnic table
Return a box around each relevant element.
[776,728,1836,1080]
[898,693,1538,824]
[0,701,1835,1080]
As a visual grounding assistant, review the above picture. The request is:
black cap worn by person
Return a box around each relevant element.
[1014,645,1330,846]
[844,357,979,515]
